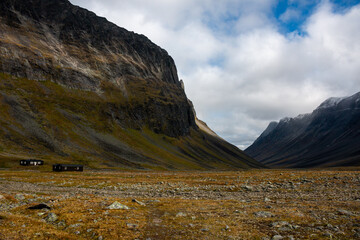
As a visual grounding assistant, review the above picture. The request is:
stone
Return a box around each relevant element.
[107,201,130,210]
[271,235,283,240]
[323,232,333,237]
[45,213,58,223]
[15,194,25,201]
[254,211,274,218]
[270,221,290,228]
[337,209,353,216]
[69,223,81,228]
[176,212,187,217]
[57,220,66,228]
[98,236,103,240]
[354,232,360,238]
[132,199,146,206]
[242,185,253,191]
[264,197,271,202]
[126,223,138,229]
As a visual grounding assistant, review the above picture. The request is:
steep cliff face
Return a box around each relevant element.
[245,92,360,168]
[0,0,261,169]
[0,0,196,138]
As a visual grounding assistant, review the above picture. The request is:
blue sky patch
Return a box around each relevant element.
[274,0,360,34]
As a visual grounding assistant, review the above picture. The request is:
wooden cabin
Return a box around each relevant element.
[20,159,44,166]
[53,164,83,172]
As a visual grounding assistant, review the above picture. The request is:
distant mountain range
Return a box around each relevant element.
[0,0,262,169]
[245,92,360,168]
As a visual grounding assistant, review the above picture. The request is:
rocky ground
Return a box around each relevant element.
[0,169,359,239]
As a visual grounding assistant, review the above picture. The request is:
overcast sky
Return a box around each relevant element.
[70,0,360,149]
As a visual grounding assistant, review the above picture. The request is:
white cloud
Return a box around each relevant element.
[70,0,360,149]
[280,8,302,22]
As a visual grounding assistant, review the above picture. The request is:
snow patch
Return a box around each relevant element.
[295,113,310,119]
[318,97,346,109]
[280,117,291,123]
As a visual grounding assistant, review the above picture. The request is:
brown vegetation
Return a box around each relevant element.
[0,169,359,239]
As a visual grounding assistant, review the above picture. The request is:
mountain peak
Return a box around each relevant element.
[245,92,360,168]
[317,96,346,109]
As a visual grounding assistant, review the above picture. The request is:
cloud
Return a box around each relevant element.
[280,8,302,22]
[70,0,360,149]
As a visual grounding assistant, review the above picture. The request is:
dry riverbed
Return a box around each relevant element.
[0,169,359,239]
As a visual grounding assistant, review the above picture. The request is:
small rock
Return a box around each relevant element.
[323,232,333,237]
[126,223,138,229]
[74,231,80,235]
[107,201,130,210]
[87,229,93,233]
[271,235,283,240]
[242,185,253,191]
[337,209,353,216]
[270,221,290,228]
[98,236,103,240]
[293,212,305,217]
[45,212,58,223]
[201,228,209,232]
[132,199,146,206]
[278,227,292,231]
[264,197,271,202]
[57,220,66,228]
[37,212,46,216]
[176,212,187,217]
[69,223,81,228]
[15,194,25,201]
[254,211,274,218]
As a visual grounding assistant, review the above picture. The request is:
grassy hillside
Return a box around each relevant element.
[0,73,260,170]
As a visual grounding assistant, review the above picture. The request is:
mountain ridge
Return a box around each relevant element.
[0,0,262,170]
[245,92,360,168]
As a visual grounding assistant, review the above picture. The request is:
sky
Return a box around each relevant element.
[69,0,360,149]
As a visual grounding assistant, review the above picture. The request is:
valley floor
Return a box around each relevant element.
[0,169,359,239]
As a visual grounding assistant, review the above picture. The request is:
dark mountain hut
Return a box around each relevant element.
[53,164,83,172]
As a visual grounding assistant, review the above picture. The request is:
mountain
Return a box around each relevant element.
[245,92,360,168]
[0,0,262,169]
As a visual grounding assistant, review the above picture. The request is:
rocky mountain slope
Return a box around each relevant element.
[245,92,360,168]
[0,0,261,169]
